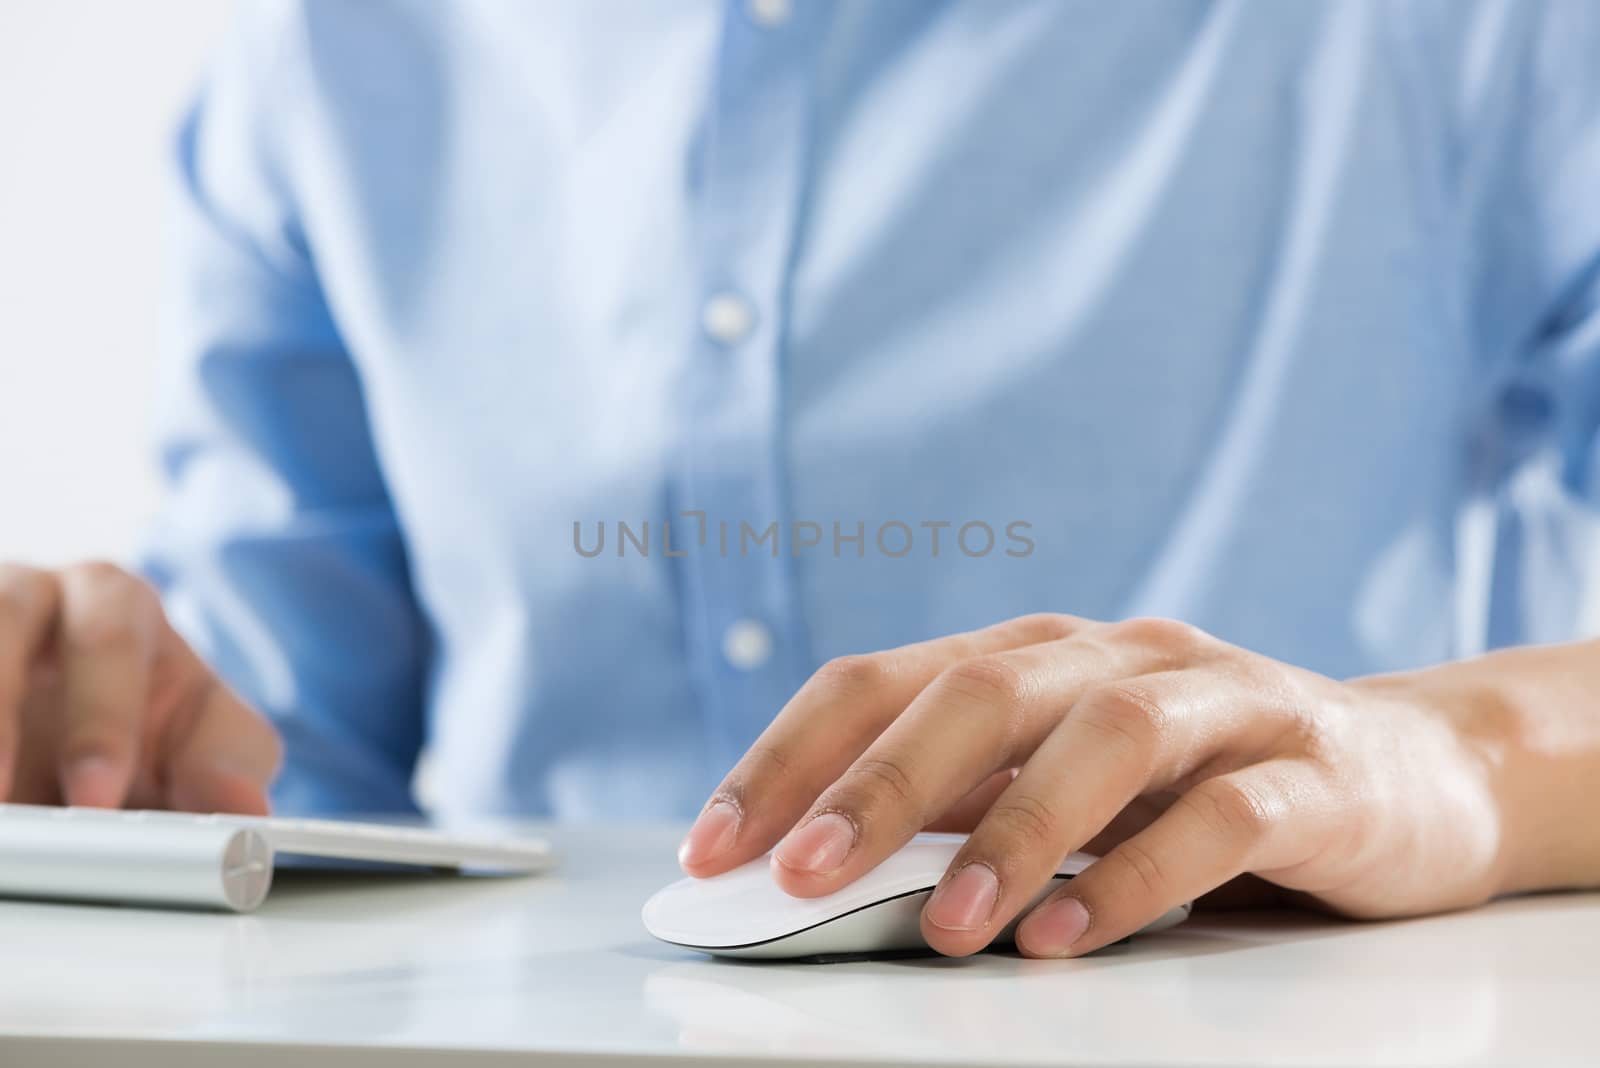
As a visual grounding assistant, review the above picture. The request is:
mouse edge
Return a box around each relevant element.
[643,883,942,952]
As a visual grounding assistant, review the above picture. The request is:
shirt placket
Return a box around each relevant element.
[676,0,829,772]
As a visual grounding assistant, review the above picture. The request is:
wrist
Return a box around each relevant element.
[1359,645,1600,898]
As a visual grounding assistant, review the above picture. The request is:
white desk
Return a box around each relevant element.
[2,824,1596,1067]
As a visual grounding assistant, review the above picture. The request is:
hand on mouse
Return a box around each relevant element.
[0,561,281,813]
[680,613,1600,957]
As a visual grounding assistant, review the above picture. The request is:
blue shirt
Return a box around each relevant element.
[145,0,1600,819]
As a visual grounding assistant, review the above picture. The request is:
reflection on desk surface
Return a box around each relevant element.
[2,824,1597,1068]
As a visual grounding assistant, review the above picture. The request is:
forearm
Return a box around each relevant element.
[1368,640,1600,897]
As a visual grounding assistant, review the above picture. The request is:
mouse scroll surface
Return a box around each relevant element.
[642,831,1191,960]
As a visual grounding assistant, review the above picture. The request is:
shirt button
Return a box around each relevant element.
[702,292,756,345]
[722,619,774,671]
[747,0,791,28]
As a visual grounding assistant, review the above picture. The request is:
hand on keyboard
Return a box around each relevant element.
[0,561,282,813]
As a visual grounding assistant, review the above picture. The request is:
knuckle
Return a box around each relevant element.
[814,653,893,698]
[65,559,135,590]
[936,656,1031,712]
[840,755,919,809]
[61,603,143,654]
[1112,839,1168,898]
[0,569,37,626]
[1008,612,1078,643]
[64,561,151,606]
[0,561,38,590]
[1077,682,1168,756]
[0,564,57,631]
[983,791,1059,847]
[1111,616,1206,654]
[59,563,157,653]
[1182,778,1276,843]
[64,611,142,655]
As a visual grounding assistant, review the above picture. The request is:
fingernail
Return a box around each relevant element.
[926,862,1000,931]
[1018,896,1091,957]
[773,812,856,875]
[678,800,741,869]
[63,755,123,808]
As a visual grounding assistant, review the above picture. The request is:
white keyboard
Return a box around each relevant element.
[0,803,556,913]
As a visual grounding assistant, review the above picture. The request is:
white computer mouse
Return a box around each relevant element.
[642,831,1191,960]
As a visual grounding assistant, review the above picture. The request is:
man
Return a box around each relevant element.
[2,0,1598,957]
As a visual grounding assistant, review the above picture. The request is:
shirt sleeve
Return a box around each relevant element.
[140,7,428,815]
[1462,0,1600,646]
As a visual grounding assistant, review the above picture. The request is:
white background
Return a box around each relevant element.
[0,1,233,566]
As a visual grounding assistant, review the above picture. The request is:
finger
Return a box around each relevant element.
[1015,761,1326,957]
[919,666,1297,955]
[924,769,1017,833]
[163,688,280,815]
[1077,794,1170,855]
[152,621,282,814]
[0,565,62,799]
[679,613,1086,875]
[769,630,1206,897]
[54,563,161,807]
